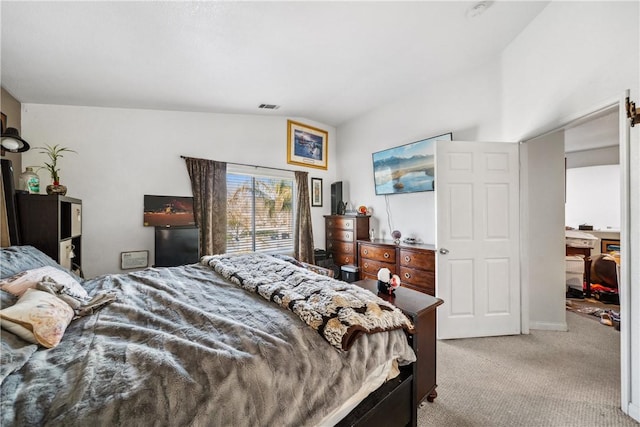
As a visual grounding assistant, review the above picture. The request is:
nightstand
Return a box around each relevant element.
[353,278,443,405]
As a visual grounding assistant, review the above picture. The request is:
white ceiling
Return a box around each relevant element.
[1,1,550,127]
[564,110,619,153]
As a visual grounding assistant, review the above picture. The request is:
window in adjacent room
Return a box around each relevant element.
[226,165,295,254]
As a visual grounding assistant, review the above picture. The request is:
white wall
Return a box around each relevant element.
[502,2,638,140]
[521,131,567,331]
[336,59,503,244]
[566,145,619,169]
[565,165,621,230]
[21,105,336,277]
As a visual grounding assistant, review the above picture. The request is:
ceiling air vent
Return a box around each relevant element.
[258,104,280,110]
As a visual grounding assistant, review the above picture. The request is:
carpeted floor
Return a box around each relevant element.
[418,311,637,426]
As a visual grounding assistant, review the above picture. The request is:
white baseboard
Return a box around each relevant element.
[627,402,640,423]
[529,321,568,331]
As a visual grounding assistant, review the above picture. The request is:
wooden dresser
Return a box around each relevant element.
[324,215,370,267]
[358,240,436,296]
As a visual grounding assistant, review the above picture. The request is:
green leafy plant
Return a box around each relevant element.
[36,144,77,184]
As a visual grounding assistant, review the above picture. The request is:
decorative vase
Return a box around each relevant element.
[46,183,67,196]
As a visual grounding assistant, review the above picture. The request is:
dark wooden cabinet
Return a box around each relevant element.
[358,240,436,295]
[17,194,82,275]
[324,215,369,267]
[353,279,443,406]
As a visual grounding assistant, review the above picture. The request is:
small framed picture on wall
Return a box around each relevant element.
[311,177,323,207]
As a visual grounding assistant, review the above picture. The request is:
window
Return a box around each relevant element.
[226,165,295,254]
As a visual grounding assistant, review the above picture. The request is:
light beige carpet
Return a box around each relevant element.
[418,311,637,426]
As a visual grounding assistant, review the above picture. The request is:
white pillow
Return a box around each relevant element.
[0,288,74,348]
[0,266,88,299]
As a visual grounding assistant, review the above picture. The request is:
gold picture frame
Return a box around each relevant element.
[287,120,328,170]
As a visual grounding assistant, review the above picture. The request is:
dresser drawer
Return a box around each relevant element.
[360,271,379,281]
[360,258,396,277]
[399,249,435,271]
[327,240,354,254]
[360,244,396,263]
[325,217,354,230]
[399,266,435,292]
[326,229,355,242]
[402,281,435,296]
[333,253,356,266]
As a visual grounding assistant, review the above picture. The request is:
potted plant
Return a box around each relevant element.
[37,144,77,196]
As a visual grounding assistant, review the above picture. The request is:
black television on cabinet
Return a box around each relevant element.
[330,181,343,215]
[154,226,200,267]
[372,132,452,195]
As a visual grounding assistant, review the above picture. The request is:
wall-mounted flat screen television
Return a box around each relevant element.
[372,132,452,195]
[143,195,195,227]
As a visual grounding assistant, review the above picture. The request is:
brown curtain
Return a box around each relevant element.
[294,171,314,263]
[184,157,227,256]
[0,174,10,247]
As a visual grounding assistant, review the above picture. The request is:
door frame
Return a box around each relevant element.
[518,94,632,415]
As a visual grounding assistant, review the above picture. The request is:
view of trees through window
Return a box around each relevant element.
[226,172,294,253]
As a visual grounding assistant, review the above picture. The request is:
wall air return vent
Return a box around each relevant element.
[258,104,281,110]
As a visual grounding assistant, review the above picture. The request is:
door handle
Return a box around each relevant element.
[439,248,449,255]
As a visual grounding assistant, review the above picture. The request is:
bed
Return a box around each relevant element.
[0,246,418,427]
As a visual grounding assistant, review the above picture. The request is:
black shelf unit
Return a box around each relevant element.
[16,194,82,275]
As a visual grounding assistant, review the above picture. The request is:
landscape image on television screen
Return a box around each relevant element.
[372,132,452,195]
[143,195,195,227]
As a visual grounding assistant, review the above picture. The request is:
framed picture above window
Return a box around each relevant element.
[287,120,328,170]
[311,177,323,207]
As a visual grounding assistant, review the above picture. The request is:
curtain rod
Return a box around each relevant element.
[180,155,300,174]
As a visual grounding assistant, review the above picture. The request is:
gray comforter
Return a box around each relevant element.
[1,260,415,426]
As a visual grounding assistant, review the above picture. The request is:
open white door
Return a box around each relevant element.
[619,90,635,420]
[435,141,520,339]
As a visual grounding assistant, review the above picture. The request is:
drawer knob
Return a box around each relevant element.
[363,249,368,255]
[345,233,351,239]
[384,252,390,259]
[404,255,411,262]
[404,272,411,279]
[345,257,350,263]
[364,262,369,268]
